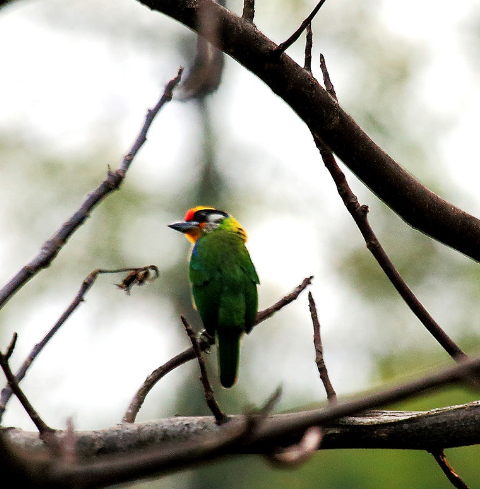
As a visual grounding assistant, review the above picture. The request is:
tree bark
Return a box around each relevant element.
[136,0,480,262]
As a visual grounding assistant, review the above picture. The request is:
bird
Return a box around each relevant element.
[169,206,259,388]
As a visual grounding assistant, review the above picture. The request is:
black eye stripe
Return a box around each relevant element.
[193,209,228,222]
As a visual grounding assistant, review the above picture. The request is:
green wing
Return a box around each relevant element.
[189,230,259,386]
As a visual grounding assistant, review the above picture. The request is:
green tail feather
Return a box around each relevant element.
[217,332,241,388]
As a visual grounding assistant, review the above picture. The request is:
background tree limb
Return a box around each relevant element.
[136,0,480,262]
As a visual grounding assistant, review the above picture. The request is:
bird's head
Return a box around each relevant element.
[169,206,247,243]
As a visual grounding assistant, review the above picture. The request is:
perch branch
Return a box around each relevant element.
[181,316,228,425]
[255,275,313,324]
[8,358,480,487]
[0,68,182,311]
[123,277,312,423]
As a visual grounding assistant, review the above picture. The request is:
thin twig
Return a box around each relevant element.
[181,316,228,425]
[255,276,313,324]
[315,57,466,363]
[0,349,54,437]
[304,23,313,73]
[0,68,183,311]
[0,266,159,422]
[274,0,327,55]
[242,0,255,23]
[308,292,336,402]
[123,277,312,423]
[5,333,17,361]
[320,53,337,99]
[123,347,200,423]
[430,449,470,489]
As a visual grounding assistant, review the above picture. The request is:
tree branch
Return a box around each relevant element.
[0,68,183,310]
[11,356,480,457]
[314,56,466,362]
[123,276,312,423]
[7,401,480,466]
[274,0,328,55]
[6,352,480,487]
[136,0,480,262]
[430,449,470,489]
[308,292,337,402]
[181,316,228,424]
[0,348,54,437]
[0,266,159,422]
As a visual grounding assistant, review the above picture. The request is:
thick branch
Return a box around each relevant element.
[7,402,480,458]
[137,0,480,262]
[7,352,480,486]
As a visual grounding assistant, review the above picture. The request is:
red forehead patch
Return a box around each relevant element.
[184,208,196,222]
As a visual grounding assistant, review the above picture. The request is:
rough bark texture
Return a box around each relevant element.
[6,402,480,457]
[137,0,480,262]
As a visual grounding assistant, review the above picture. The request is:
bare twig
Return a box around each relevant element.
[304,23,313,73]
[308,292,336,402]
[0,266,159,422]
[274,0,327,55]
[256,385,283,417]
[430,450,470,489]
[123,347,200,424]
[123,277,312,423]
[242,0,255,23]
[0,68,182,310]
[315,57,466,362]
[0,349,54,437]
[255,276,313,324]
[5,333,17,361]
[320,53,336,99]
[181,316,228,425]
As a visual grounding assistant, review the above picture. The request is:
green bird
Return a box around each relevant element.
[169,206,259,388]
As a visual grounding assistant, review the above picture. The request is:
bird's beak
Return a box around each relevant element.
[168,221,200,234]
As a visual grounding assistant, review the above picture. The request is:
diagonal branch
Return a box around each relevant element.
[136,0,480,262]
[430,449,470,489]
[274,0,328,55]
[0,266,159,422]
[0,347,54,437]
[181,316,228,424]
[0,68,183,311]
[314,56,465,362]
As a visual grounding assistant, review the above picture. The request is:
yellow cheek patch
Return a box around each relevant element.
[185,225,203,243]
